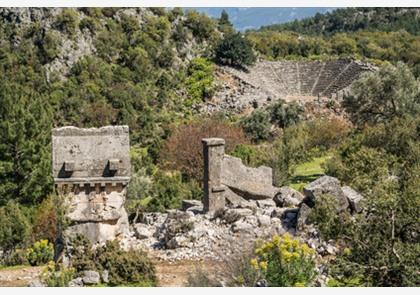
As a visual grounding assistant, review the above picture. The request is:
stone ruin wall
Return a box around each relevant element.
[202,138,279,213]
[52,126,131,244]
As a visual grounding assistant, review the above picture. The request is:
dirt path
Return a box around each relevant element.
[0,260,221,287]
[154,260,222,287]
[0,266,43,287]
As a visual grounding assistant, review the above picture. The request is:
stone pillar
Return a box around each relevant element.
[202,138,226,213]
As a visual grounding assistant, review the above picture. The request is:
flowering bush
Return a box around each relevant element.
[26,239,54,266]
[251,234,316,286]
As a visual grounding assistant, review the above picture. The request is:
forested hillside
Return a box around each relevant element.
[260,7,420,35]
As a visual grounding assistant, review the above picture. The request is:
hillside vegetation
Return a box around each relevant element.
[0,7,419,287]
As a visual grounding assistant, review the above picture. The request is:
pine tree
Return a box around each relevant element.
[0,83,53,205]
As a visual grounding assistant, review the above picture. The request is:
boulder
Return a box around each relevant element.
[27,279,45,287]
[296,203,311,232]
[270,207,287,219]
[303,176,349,211]
[167,235,192,249]
[68,277,84,287]
[186,205,203,215]
[223,208,253,223]
[273,187,304,207]
[231,221,253,234]
[133,223,154,240]
[224,188,257,209]
[282,208,298,228]
[257,215,271,227]
[342,186,363,213]
[182,199,202,211]
[101,270,109,284]
[221,155,279,200]
[82,270,100,285]
[256,199,276,209]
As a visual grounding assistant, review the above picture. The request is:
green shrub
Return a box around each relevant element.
[252,234,316,286]
[26,239,54,266]
[230,144,270,167]
[54,9,80,36]
[215,32,256,67]
[267,99,304,128]
[185,58,215,105]
[146,171,189,212]
[0,201,31,255]
[1,248,28,266]
[184,10,216,41]
[41,261,75,287]
[240,109,271,143]
[94,241,156,286]
[307,195,353,240]
[67,236,156,286]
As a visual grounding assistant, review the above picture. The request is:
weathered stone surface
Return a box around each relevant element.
[224,188,257,209]
[52,125,131,181]
[101,270,109,284]
[273,186,304,207]
[202,138,226,213]
[231,220,253,234]
[221,155,278,200]
[27,279,45,287]
[82,270,100,285]
[68,277,83,287]
[297,203,311,232]
[342,186,364,213]
[223,208,253,223]
[303,176,349,211]
[186,205,203,215]
[256,199,276,209]
[182,199,202,211]
[133,223,154,240]
[52,126,131,245]
[257,215,271,227]
[270,207,287,219]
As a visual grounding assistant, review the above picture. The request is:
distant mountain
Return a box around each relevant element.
[260,7,420,35]
[189,8,335,31]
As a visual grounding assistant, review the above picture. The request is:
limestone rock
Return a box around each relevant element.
[256,199,276,209]
[296,203,311,232]
[231,221,253,234]
[101,270,109,284]
[342,186,363,213]
[257,215,271,227]
[27,279,45,287]
[82,270,100,285]
[224,188,257,209]
[186,205,204,215]
[68,277,83,287]
[273,186,304,207]
[182,199,202,211]
[303,176,349,211]
[223,208,253,223]
[133,223,154,240]
[221,155,278,200]
[270,207,287,219]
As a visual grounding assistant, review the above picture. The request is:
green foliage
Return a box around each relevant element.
[41,262,76,287]
[185,10,216,41]
[307,194,353,240]
[0,201,31,254]
[68,236,156,286]
[185,58,215,105]
[267,99,304,128]
[31,194,58,243]
[261,8,420,36]
[146,171,189,212]
[252,234,316,286]
[343,62,420,126]
[270,124,311,186]
[246,30,420,67]
[215,32,256,67]
[230,144,270,167]
[54,8,80,36]
[26,239,54,266]
[240,109,271,143]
